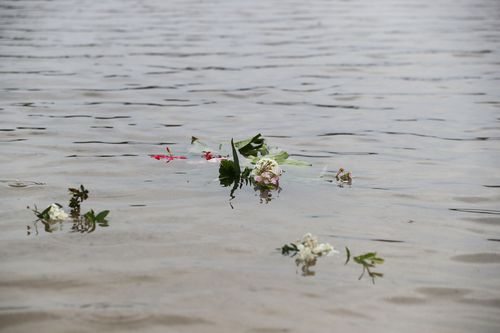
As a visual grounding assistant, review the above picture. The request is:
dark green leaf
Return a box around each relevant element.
[95,210,109,222]
[345,247,351,264]
[84,209,95,222]
[281,243,298,255]
[231,139,241,174]
[234,133,268,157]
[354,252,377,261]
[219,160,239,186]
[37,205,52,220]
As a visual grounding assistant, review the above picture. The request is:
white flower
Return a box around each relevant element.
[48,204,68,221]
[254,157,282,175]
[312,243,336,256]
[294,233,337,263]
[297,246,316,263]
[301,233,318,249]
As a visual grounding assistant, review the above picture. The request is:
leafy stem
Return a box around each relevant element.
[68,185,89,218]
[353,252,385,283]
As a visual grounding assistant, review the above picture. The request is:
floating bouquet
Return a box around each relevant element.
[28,185,109,234]
[281,233,337,276]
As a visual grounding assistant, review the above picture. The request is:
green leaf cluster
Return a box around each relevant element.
[235,133,310,166]
[234,133,268,158]
[84,209,110,227]
[28,185,110,235]
[219,139,242,186]
[280,243,299,255]
[31,204,60,221]
[218,139,254,200]
[349,249,385,283]
[68,185,89,218]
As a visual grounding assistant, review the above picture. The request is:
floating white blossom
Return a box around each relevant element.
[295,233,337,264]
[48,204,68,221]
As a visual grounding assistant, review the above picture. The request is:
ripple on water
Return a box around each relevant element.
[451,253,500,264]
[463,217,500,226]
[77,306,213,327]
[0,312,60,330]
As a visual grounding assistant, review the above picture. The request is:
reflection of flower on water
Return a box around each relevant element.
[281,233,337,276]
[254,183,281,204]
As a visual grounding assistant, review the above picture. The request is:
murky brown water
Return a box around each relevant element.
[1,0,500,332]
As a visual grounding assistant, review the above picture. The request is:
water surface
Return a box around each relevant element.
[1,0,500,332]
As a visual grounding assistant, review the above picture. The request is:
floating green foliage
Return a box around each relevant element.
[250,150,311,167]
[84,209,109,226]
[68,185,89,218]
[27,185,110,235]
[280,243,299,256]
[29,204,59,221]
[345,246,351,265]
[353,252,385,283]
[218,139,256,201]
[234,133,268,158]
[219,139,241,186]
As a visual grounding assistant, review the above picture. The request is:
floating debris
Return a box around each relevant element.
[335,168,352,186]
[150,146,187,162]
[202,151,228,162]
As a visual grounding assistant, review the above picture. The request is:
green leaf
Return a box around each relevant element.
[219,160,239,186]
[370,257,385,264]
[268,151,289,164]
[37,205,52,220]
[281,158,311,167]
[219,139,243,187]
[231,139,241,174]
[95,210,109,222]
[240,167,252,180]
[354,252,378,261]
[281,243,298,255]
[249,150,311,167]
[345,247,351,265]
[84,209,95,222]
[234,133,268,157]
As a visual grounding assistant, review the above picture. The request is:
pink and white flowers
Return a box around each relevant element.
[251,157,282,187]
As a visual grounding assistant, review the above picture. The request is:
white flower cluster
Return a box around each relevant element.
[48,204,68,221]
[251,157,282,186]
[295,233,336,264]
